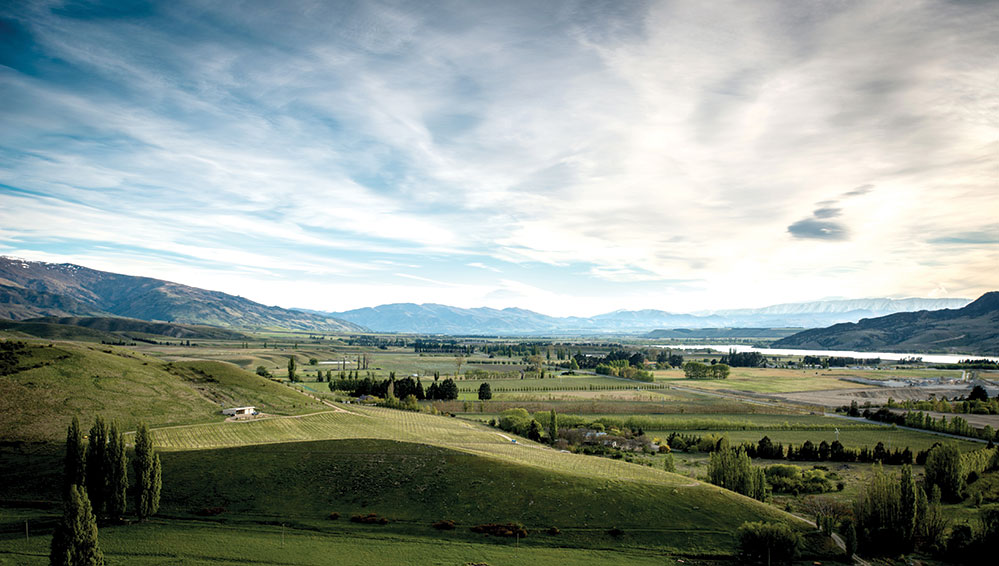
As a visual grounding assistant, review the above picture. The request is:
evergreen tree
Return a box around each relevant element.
[899,464,917,548]
[439,378,459,400]
[64,417,87,497]
[477,382,492,401]
[105,422,127,521]
[549,409,558,440]
[528,419,544,442]
[86,417,108,517]
[50,485,104,566]
[133,423,161,521]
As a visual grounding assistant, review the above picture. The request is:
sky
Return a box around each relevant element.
[0,0,997,317]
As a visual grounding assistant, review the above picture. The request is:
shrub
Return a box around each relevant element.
[547,526,561,535]
[432,520,456,530]
[470,523,527,537]
[195,506,226,516]
[328,512,340,520]
[607,527,625,537]
[350,513,389,525]
[737,521,801,565]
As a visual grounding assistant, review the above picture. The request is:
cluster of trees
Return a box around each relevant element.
[801,355,881,368]
[682,361,730,379]
[737,521,802,565]
[851,444,998,559]
[707,446,767,501]
[860,406,999,441]
[763,464,836,494]
[594,359,654,381]
[889,385,998,416]
[329,372,459,401]
[495,408,559,443]
[0,339,28,375]
[720,350,766,368]
[743,436,916,465]
[932,359,999,370]
[413,340,474,354]
[51,417,161,565]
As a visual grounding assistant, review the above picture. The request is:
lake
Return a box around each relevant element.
[651,344,999,364]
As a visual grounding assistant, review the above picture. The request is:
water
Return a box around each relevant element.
[650,344,999,365]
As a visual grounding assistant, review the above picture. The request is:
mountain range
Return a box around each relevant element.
[772,292,999,355]
[0,257,364,332]
[325,297,970,335]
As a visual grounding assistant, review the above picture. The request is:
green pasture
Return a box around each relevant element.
[0,516,764,566]
[0,342,322,441]
[656,367,872,393]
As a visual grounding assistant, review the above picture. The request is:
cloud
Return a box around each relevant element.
[787,218,850,241]
[0,0,997,313]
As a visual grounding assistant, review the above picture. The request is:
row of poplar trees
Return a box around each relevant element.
[50,416,161,566]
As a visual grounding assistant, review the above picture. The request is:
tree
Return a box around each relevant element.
[64,417,87,497]
[133,422,161,521]
[454,355,465,376]
[899,464,917,547]
[477,382,492,401]
[969,385,988,402]
[708,447,766,501]
[841,518,857,560]
[924,443,965,502]
[86,417,109,517]
[438,378,459,400]
[549,409,558,440]
[663,452,676,473]
[105,422,127,521]
[528,419,544,442]
[287,357,297,382]
[255,366,271,378]
[737,521,801,565]
[50,485,104,566]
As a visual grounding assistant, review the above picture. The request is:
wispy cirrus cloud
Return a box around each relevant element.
[0,0,996,315]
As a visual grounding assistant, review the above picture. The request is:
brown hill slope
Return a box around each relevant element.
[0,257,365,332]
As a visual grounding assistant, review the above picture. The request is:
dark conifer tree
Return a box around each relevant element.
[133,422,160,521]
[105,422,127,521]
[50,485,104,566]
[86,417,108,517]
[64,417,87,497]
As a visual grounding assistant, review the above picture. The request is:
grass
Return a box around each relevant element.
[0,517,734,566]
[0,341,323,440]
[656,367,874,393]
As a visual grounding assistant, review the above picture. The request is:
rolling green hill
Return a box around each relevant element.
[0,340,321,441]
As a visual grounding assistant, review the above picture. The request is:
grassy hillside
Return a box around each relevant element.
[0,340,321,440]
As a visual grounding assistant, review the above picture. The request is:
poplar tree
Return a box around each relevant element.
[105,422,128,521]
[49,485,104,566]
[549,409,558,440]
[287,356,297,381]
[64,417,87,497]
[85,417,108,517]
[133,422,161,521]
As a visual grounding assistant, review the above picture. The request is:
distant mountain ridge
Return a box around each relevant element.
[327,297,971,335]
[0,257,365,332]
[772,292,999,355]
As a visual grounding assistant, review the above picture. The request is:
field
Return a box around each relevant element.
[4,332,992,565]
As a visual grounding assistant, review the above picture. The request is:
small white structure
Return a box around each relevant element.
[222,406,256,417]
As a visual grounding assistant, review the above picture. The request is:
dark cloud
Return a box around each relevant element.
[812,207,841,219]
[787,218,849,240]
[843,184,874,197]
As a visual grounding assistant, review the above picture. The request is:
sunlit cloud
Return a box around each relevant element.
[0,0,996,316]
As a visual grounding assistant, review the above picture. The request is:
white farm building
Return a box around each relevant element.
[222,406,256,417]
